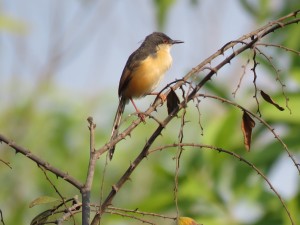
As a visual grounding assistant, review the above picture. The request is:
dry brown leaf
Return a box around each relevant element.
[167,88,180,115]
[178,217,202,225]
[261,90,285,111]
[241,111,255,151]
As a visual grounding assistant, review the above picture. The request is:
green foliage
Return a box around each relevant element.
[239,0,300,22]
[153,0,176,30]
[0,15,28,33]
[0,2,300,225]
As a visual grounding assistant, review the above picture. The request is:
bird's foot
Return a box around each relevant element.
[137,112,146,123]
[149,92,167,104]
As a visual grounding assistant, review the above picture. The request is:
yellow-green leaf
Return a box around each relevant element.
[29,196,60,208]
[0,15,28,34]
[30,209,53,225]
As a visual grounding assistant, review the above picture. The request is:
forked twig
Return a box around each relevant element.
[194,93,300,173]
[255,46,291,113]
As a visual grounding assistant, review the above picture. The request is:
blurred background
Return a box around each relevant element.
[0,0,300,224]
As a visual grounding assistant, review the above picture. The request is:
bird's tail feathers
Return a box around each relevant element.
[109,98,126,160]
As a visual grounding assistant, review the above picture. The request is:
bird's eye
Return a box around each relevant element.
[163,38,168,44]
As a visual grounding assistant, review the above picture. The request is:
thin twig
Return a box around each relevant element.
[91,16,300,222]
[194,93,300,173]
[256,43,300,56]
[255,47,291,113]
[251,48,261,116]
[108,206,176,220]
[106,211,156,225]
[174,107,186,218]
[232,57,250,97]
[0,158,12,169]
[0,209,5,225]
[38,166,77,225]
[148,143,295,225]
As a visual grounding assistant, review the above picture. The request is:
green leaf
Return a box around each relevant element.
[29,196,61,208]
[30,209,53,225]
[153,0,176,29]
[0,15,28,34]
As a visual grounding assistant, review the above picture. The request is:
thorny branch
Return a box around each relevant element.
[96,13,300,159]
[0,10,299,225]
[38,166,76,224]
[251,48,261,116]
[148,143,295,225]
[255,46,292,113]
[194,93,300,173]
[107,206,176,221]
[91,11,300,223]
[0,133,83,190]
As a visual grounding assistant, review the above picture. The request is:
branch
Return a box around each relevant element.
[82,117,97,225]
[0,133,83,190]
[255,46,292,113]
[107,206,175,220]
[96,14,300,159]
[148,143,295,225]
[195,93,300,173]
[91,11,300,221]
[0,158,12,169]
[0,209,5,225]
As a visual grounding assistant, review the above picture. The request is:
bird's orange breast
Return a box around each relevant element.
[122,44,172,99]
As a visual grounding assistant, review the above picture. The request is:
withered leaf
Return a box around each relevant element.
[261,90,284,111]
[167,88,180,115]
[241,111,255,151]
[178,217,202,225]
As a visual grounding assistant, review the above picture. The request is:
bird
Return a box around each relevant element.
[109,32,183,160]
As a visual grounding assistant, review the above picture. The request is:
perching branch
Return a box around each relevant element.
[91,10,300,223]
[0,9,300,225]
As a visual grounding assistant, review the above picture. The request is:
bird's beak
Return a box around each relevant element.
[171,40,184,45]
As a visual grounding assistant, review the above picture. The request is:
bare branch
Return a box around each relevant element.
[255,47,291,113]
[174,107,186,218]
[0,158,12,169]
[149,143,295,225]
[38,166,76,224]
[251,48,261,116]
[232,57,250,97]
[194,93,300,173]
[108,206,176,220]
[106,211,155,225]
[97,15,300,159]
[0,133,83,190]
[256,43,300,56]
[90,15,300,222]
[0,209,5,225]
[82,117,98,225]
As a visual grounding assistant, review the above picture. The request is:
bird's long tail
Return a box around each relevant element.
[109,98,126,160]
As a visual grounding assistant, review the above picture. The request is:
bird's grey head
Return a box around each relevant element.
[144,32,183,46]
